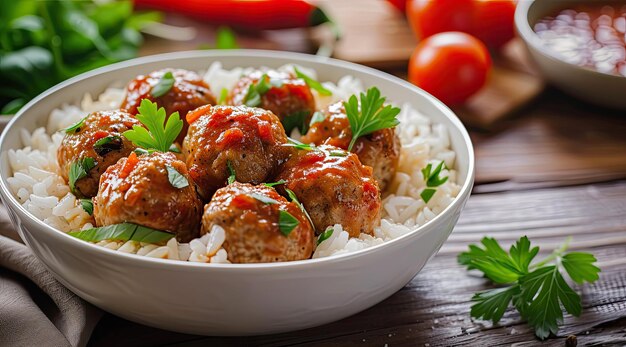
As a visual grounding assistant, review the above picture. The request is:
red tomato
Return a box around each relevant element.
[471,0,517,48]
[386,0,406,13]
[406,0,517,47]
[408,32,491,105]
[407,0,475,39]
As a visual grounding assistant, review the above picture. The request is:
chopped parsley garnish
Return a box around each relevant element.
[218,87,229,105]
[165,165,189,189]
[420,161,449,203]
[309,111,325,127]
[285,188,314,228]
[227,161,236,184]
[264,180,286,188]
[68,157,97,195]
[344,87,400,151]
[123,99,183,153]
[284,138,316,151]
[93,135,122,156]
[64,116,87,134]
[459,236,600,340]
[79,199,93,215]
[317,227,334,245]
[294,66,332,96]
[150,71,175,98]
[68,222,175,245]
[242,73,284,107]
[278,210,299,236]
[282,110,311,135]
[248,192,279,205]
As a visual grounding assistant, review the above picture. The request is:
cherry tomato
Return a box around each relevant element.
[407,0,475,39]
[406,0,517,47]
[408,32,491,105]
[471,0,517,48]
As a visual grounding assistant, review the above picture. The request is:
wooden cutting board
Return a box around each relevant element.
[315,0,545,129]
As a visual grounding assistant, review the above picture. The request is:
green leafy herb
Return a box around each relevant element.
[64,116,87,134]
[218,87,229,105]
[264,180,286,188]
[285,188,314,228]
[68,157,97,195]
[329,150,348,157]
[0,1,161,114]
[165,165,189,189]
[309,111,325,126]
[68,222,174,245]
[344,87,400,151]
[215,26,239,49]
[227,161,236,184]
[133,148,150,156]
[420,161,449,203]
[150,71,175,97]
[79,198,93,215]
[242,74,270,107]
[317,227,333,245]
[278,210,299,236]
[248,192,279,205]
[459,236,600,340]
[284,138,317,151]
[282,110,311,135]
[123,99,183,152]
[294,66,332,96]
[168,144,181,153]
[93,135,122,156]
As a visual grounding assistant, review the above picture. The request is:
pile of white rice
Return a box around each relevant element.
[6,62,460,263]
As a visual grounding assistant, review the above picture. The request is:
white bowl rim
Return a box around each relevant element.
[515,0,626,81]
[0,49,475,270]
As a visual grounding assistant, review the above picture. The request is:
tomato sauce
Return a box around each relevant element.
[534,3,626,76]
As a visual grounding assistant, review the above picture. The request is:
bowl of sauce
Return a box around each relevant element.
[516,0,626,109]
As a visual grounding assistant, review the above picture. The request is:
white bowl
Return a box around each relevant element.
[0,50,474,336]
[515,0,626,109]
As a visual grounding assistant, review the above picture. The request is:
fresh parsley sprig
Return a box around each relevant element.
[123,99,183,152]
[344,87,400,151]
[242,73,283,107]
[458,236,600,340]
[420,161,449,203]
[64,116,87,134]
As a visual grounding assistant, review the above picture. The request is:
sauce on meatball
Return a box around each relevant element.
[183,105,291,200]
[120,69,217,143]
[202,182,315,263]
[94,151,202,242]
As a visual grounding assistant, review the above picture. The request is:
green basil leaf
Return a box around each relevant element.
[79,198,93,215]
[165,165,189,189]
[420,188,436,203]
[151,71,175,97]
[243,83,261,107]
[68,157,97,195]
[282,110,310,135]
[278,210,299,236]
[68,222,174,245]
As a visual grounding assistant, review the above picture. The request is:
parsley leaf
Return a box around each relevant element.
[294,66,332,96]
[68,157,97,195]
[264,180,286,188]
[64,116,87,134]
[459,236,600,340]
[79,199,93,216]
[68,222,174,245]
[344,87,400,151]
[420,161,449,203]
[243,74,272,107]
[165,165,189,189]
[317,227,334,245]
[420,188,436,203]
[151,71,175,97]
[227,161,236,185]
[123,99,183,152]
[278,210,299,236]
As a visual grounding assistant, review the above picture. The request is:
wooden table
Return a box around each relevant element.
[17,2,626,345]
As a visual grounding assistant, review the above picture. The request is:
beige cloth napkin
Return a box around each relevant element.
[0,204,102,347]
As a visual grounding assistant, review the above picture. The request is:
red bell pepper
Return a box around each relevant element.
[133,0,332,30]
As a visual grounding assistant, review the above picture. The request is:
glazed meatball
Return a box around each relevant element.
[93,152,202,242]
[57,110,140,198]
[301,101,401,191]
[183,105,291,200]
[201,182,315,263]
[120,69,217,143]
[229,69,315,134]
[275,145,381,237]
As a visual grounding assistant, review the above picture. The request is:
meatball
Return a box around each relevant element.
[301,101,400,191]
[120,68,217,143]
[57,110,140,198]
[201,182,315,263]
[229,69,315,134]
[275,145,381,237]
[183,105,291,200]
[93,152,202,242]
